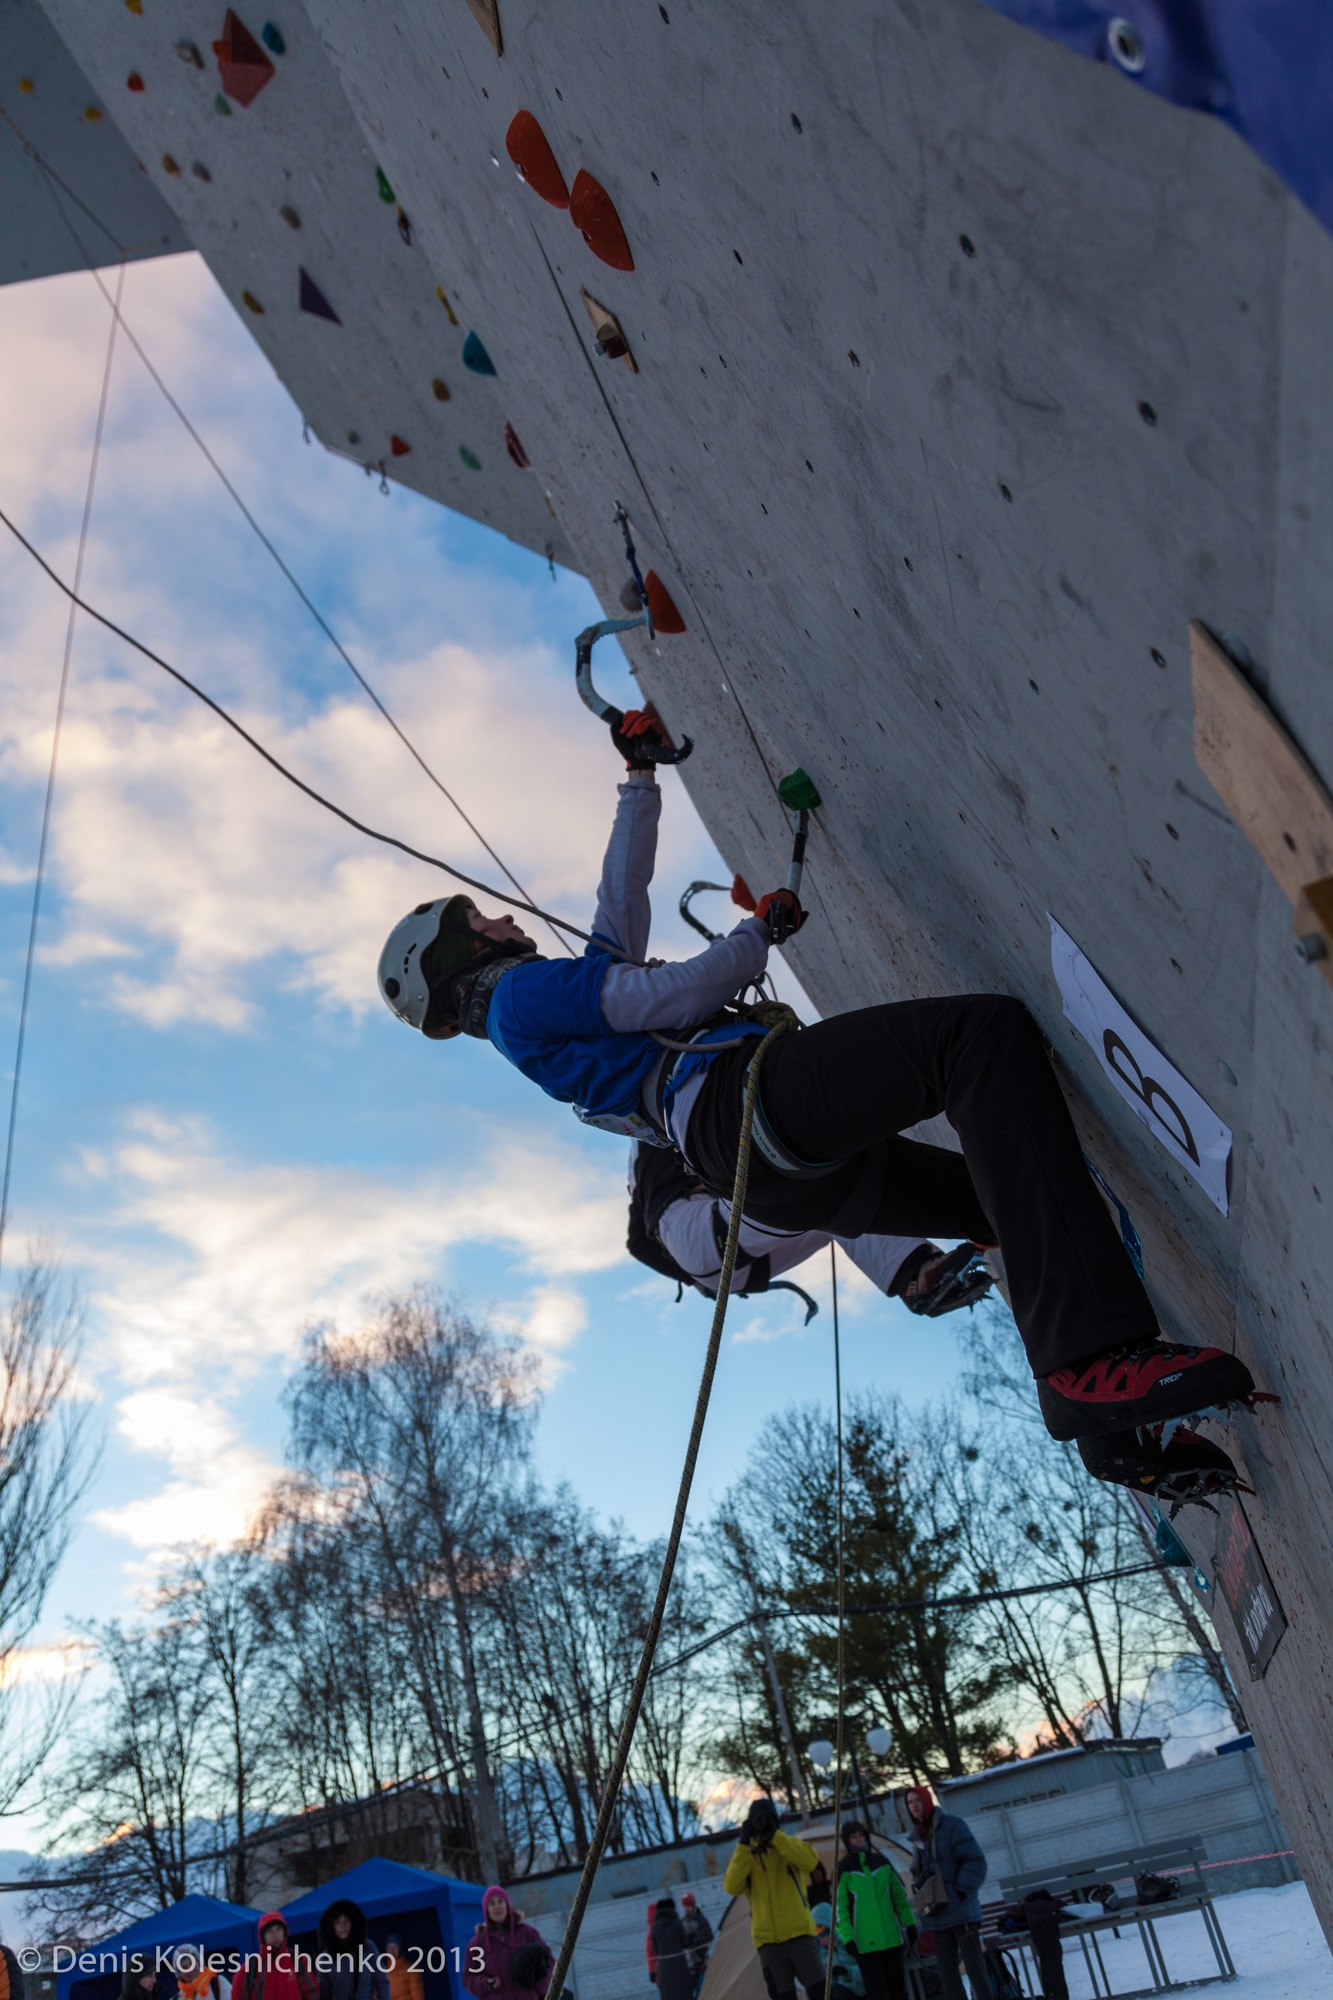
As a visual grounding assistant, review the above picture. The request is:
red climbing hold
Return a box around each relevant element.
[390,435,411,457]
[127,72,145,92]
[731,874,756,912]
[505,111,569,209]
[569,170,634,271]
[504,423,531,470]
[212,10,275,107]
[644,570,685,634]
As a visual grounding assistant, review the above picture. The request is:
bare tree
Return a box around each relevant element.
[0,1252,97,1813]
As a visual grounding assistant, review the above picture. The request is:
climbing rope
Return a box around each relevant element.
[0,261,124,1276]
[542,1005,797,2000]
[824,1243,848,2000]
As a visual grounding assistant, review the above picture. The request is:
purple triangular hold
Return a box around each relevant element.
[299,268,341,324]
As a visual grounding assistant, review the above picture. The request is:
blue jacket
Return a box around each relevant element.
[912,1810,988,1928]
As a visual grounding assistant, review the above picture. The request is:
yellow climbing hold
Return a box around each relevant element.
[431,378,451,402]
[126,0,143,12]
[242,290,264,314]
[18,78,34,94]
[83,105,103,122]
[161,153,181,175]
[435,285,459,327]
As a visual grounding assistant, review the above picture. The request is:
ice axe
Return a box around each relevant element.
[574,617,694,766]
[770,767,822,943]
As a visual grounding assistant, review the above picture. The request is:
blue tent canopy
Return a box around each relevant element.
[282,1859,485,2000]
[57,1893,263,2000]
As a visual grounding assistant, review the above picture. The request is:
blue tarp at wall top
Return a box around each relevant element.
[978,1,1333,232]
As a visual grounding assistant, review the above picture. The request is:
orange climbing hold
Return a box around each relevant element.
[505,111,569,209]
[569,170,633,271]
[390,435,411,457]
[127,72,145,91]
[644,571,685,634]
[212,10,275,107]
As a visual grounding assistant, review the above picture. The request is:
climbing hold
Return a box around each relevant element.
[261,21,285,54]
[644,571,685,634]
[126,0,143,12]
[299,268,341,323]
[390,435,411,456]
[463,0,502,57]
[83,106,104,123]
[504,423,530,469]
[127,72,145,92]
[212,10,276,107]
[161,153,181,175]
[431,378,451,402]
[569,169,633,271]
[176,41,204,66]
[579,288,636,371]
[347,431,360,445]
[279,203,300,228]
[214,93,232,114]
[777,767,823,812]
[505,110,569,208]
[462,331,496,376]
[375,165,395,204]
[192,161,212,181]
[17,78,33,95]
[241,290,264,313]
[435,285,459,326]
[396,207,412,245]
[459,446,481,470]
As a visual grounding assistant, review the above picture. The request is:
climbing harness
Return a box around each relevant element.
[575,614,694,766]
[541,1008,795,2000]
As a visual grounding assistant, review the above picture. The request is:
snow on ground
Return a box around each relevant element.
[1037,1882,1331,2000]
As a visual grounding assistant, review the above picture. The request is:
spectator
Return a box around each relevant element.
[232,1915,318,2000]
[811,1903,862,2000]
[649,1898,692,2000]
[0,1929,25,2000]
[121,1959,161,2000]
[905,1786,988,2000]
[171,1947,229,2000]
[1020,1892,1069,2000]
[836,1820,916,2000]
[722,1797,823,2000]
[679,1895,713,1991]
[381,1940,421,2000]
[462,1887,552,2000]
[645,1902,658,1986]
[318,1901,388,2000]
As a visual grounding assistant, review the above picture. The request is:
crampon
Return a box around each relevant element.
[1078,1427,1252,1514]
[901,1242,993,1318]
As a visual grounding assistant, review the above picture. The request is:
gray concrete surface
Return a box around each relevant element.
[25,0,1333,1947]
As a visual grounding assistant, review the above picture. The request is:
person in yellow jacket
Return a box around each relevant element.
[722,1798,823,2000]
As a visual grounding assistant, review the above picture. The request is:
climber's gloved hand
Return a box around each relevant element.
[754,887,807,943]
[614,704,674,771]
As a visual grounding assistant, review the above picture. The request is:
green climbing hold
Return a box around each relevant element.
[375,165,395,203]
[214,92,232,115]
[459,446,481,470]
[347,430,360,445]
[777,767,823,812]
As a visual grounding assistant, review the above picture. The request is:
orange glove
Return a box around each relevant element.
[754,888,807,942]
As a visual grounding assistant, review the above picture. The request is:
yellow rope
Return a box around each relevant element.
[544,1006,798,2000]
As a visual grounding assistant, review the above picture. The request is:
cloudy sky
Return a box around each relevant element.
[0,251,997,1847]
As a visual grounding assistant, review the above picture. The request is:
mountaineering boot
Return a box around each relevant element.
[901,1242,994,1318]
[1077,1428,1251,1511]
[1037,1340,1258,1443]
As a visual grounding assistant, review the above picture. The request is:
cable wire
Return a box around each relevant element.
[823,1244,847,2000]
[0,105,573,957]
[0,261,124,1274]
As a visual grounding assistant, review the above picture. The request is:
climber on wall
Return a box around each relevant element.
[377,708,1259,1497]
[626,1140,992,1315]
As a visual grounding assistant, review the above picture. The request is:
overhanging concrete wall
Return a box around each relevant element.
[32,0,1333,1946]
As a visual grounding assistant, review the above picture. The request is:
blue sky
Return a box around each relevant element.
[0,252,988,1846]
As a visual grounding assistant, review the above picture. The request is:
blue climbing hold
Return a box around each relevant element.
[261,21,285,54]
[299,268,341,324]
[462,330,496,376]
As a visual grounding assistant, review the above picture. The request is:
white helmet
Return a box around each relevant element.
[377,895,469,1034]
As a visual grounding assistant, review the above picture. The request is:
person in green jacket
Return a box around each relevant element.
[722,1798,823,2000]
[836,1820,918,2000]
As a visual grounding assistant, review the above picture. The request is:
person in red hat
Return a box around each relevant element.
[905,1787,988,2000]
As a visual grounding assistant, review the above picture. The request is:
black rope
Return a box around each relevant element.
[0,105,573,958]
[0,262,124,1272]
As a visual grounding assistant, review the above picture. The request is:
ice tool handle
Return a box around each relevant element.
[771,767,823,942]
[574,617,694,765]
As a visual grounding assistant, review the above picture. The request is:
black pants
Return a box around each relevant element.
[931,1924,990,2000]
[857,1945,908,2000]
[1022,1899,1070,2000]
[686,996,1158,1377]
